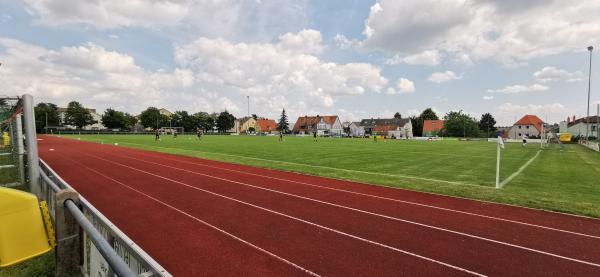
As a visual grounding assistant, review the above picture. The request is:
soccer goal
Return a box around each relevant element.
[159,126,184,135]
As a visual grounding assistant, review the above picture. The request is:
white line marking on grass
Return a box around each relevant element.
[112,150,600,240]
[82,152,486,276]
[117,141,490,189]
[65,157,321,277]
[499,150,542,188]
[104,151,600,268]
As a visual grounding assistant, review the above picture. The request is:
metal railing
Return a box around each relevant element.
[39,160,171,277]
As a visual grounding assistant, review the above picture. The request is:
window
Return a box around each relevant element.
[518,133,522,136]
[526,126,529,129]
[518,126,522,129]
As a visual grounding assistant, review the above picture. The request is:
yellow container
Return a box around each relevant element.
[559,133,572,142]
[0,188,52,267]
[2,132,9,146]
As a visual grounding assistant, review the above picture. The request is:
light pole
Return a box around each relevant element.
[586,46,593,141]
[247,95,250,117]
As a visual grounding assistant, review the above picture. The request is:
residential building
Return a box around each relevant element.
[238,117,257,133]
[159,108,173,117]
[567,116,599,138]
[359,118,413,139]
[57,107,105,130]
[292,115,343,136]
[506,115,544,139]
[256,119,278,134]
[348,122,365,137]
[423,120,445,137]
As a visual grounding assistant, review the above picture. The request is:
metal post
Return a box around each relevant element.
[247,95,250,117]
[16,114,25,185]
[22,94,40,196]
[495,142,501,189]
[597,104,599,141]
[586,46,593,141]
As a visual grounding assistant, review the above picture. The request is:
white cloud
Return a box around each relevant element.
[23,0,309,42]
[386,78,415,95]
[386,50,442,66]
[362,0,600,65]
[277,29,323,55]
[496,102,566,125]
[487,84,549,94]
[533,66,584,83]
[427,71,462,83]
[482,95,494,100]
[334,34,360,50]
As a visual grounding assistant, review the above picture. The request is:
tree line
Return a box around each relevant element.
[409,108,498,138]
[33,101,239,133]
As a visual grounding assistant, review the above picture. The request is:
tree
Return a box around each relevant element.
[394,112,402,119]
[101,108,137,130]
[216,111,235,132]
[64,101,95,129]
[411,108,439,137]
[420,108,439,121]
[443,110,480,137]
[193,112,214,131]
[252,114,258,120]
[479,113,497,138]
[171,111,196,132]
[140,107,169,130]
[277,109,289,133]
[34,103,60,133]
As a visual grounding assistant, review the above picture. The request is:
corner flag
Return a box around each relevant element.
[496,136,503,188]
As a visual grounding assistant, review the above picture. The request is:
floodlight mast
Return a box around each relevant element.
[586,46,593,141]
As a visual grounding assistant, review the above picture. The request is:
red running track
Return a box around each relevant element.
[38,136,600,276]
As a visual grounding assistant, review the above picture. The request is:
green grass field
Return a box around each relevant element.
[63,134,600,218]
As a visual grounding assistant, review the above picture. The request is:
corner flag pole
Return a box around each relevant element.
[496,136,504,189]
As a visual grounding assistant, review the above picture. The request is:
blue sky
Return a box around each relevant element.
[1,0,599,125]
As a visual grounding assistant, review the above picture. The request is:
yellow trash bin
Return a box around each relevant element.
[0,188,52,267]
[2,132,9,147]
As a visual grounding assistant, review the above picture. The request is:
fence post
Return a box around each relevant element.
[15,114,26,185]
[22,94,41,196]
[55,189,81,276]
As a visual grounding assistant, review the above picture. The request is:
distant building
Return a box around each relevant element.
[506,115,544,139]
[567,116,599,138]
[238,117,258,133]
[359,118,413,139]
[292,115,343,136]
[159,108,173,117]
[423,120,445,137]
[348,122,365,137]
[57,107,105,130]
[256,119,278,134]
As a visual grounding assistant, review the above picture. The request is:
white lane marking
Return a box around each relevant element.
[116,141,488,188]
[112,148,600,240]
[82,152,485,277]
[105,151,600,268]
[65,157,320,277]
[499,150,542,188]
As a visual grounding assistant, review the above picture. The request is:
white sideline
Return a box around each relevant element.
[118,141,489,188]
[499,150,542,188]
[65,157,321,277]
[102,151,600,268]
[111,148,600,240]
[81,152,485,276]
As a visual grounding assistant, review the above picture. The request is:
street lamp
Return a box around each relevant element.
[586,46,593,141]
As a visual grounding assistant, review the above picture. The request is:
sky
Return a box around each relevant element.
[1,0,600,126]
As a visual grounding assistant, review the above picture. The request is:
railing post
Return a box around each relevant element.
[55,189,81,276]
[22,94,41,196]
[16,114,26,185]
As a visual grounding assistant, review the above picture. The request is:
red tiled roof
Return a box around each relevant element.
[293,115,338,130]
[514,115,544,132]
[423,120,445,133]
[257,119,277,132]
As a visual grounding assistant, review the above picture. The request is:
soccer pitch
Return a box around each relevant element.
[64,134,600,218]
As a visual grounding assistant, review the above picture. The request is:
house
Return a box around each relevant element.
[292,115,343,136]
[57,107,105,130]
[256,119,278,134]
[237,117,257,133]
[567,116,599,138]
[423,120,445,137]
[359,118,413,139]
[506,115,544,139]
[348,122,365,137]
[159,108,173,117]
